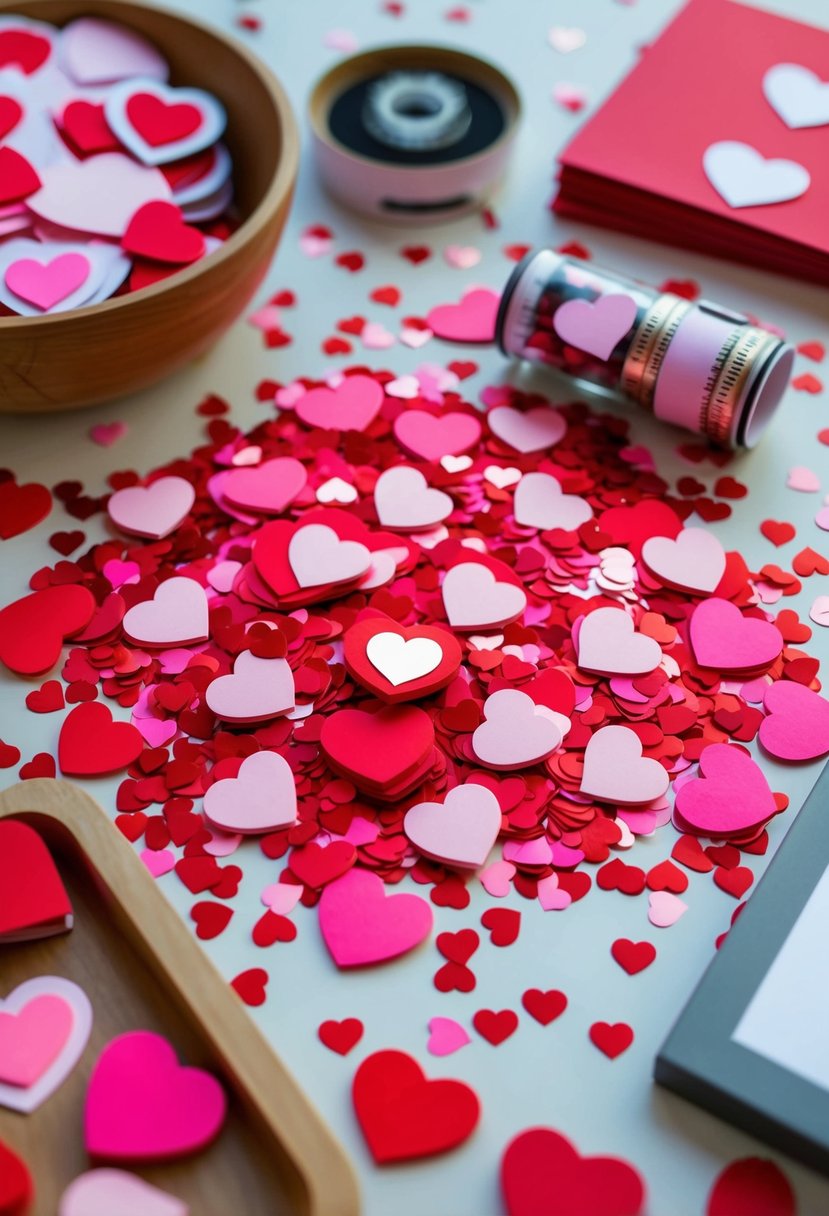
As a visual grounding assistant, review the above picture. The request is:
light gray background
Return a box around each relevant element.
[2,1,829,1212]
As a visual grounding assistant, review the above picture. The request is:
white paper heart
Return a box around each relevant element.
[702,140,810,208]
[366,632,443,687]
[60,16,169,87]
[763,62,829,130]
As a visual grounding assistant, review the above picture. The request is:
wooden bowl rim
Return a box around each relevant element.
[0,0,299,330]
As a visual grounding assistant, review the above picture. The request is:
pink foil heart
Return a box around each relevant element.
[487,405,566,453]
[203,750,297,834]
[107,476,195,540]
[759,681,829,761]
[122,577,208,648]
[295,375,384,432]
[426,1017,471,1057]
[5,251,90,310]
[426,287,499,342]
[318,868,433,967]
[674,743,776,836]
[513,471,593,531]
[59,1169,187,1216]
[221,457,307,514]
[404,782,502,868]
[577,607,662,676]
[552,293,638,360]
[393,410,482,460]
[580,725,670,804]
[690,598,783,671]
[641,527,726,594]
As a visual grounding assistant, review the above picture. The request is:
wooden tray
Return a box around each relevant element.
[0,778,360,1216]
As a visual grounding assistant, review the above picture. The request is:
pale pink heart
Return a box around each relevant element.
[426,287,499,342]
[59,1169,187,1216]
[318,869,433,967]
[206,560,241,593]
[203,751,297,835]
[404,783,502,868]
[60,16,168,84]
[135,718,177,747]
[816,507,829,531]
[323,27,359,51]
[103,558,140,587]
[472,688,562,770]
[357,549,398,591]
[275,381,305,407]
[426,1017,471,1057]
[442,561,526,630]
[366,631,443,687]
[361,321,395,349]
[84,1031,226,1161]
[787,465,820,492]
[316,477,357,505]
[28,154,171,238]
[513,471,593,531]
[759,681,829,761]
[374,466,453,531]
[123,578,208,648]
[206,650,295,722]
[484,465,521,489]
[202,828,241,858]
[89,421,127,447]
[537,873,572,911]
[248,304,282,331]
[553,293,638,360]
[689,598,783,671]
[577,607,662,676]
[479,859,516,897]
[581,725,670,804]
[552,81,589,110]
[443,244,481,270]
[0,977,92,1114]
[108,476,195,540]
[288,523,371,589]
[141,849,175,878]
[298,232,332,257]
[385,375,420,399]
[221,457,306,514]
[261,882,303,915]
[5,251,90,311]
[503,837,553,866]
[393,410,482,460]
[487,405,567,453]
[674,743,776,836]
[295,374,384,431]
[641,527,726,594]
[810,596,829,626]
[0,993,73,1088]
[400,325,433,349]
[441,455,473,474]
[648,891,687,928]
[548,24,587,52]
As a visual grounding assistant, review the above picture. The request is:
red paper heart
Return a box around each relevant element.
[589,1021,634,1059]
[706,1157,795,1216]
[126,92,202,146]
[0,820,72,943]
[0,146,40,205]
[58,701,144,776]
[230,968,268,1006]
[760,519,795,547]
[352,1049,479,1163]
[0,28,50,73]
[343,616,461,703]
[0,585,95,676]
[190,901,233,940]
[252,910,297,946]
[25,680,65,713]
[320,704,434,789]
[60,99,121,155]
[0,479,52,539]
[480,907,521,946]
[436,928,479,965]
[611,939,656,975]
[0,95,23,140]
[473,1007,518,1045]
[123,201,205,265]
[289,840,356,889]
[0,1137,33,1214]
[501,1127,646,1216]
[521,988,567,1025]
[318,1018,364,1055]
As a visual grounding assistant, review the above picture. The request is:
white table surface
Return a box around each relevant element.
[2,0,829,1212]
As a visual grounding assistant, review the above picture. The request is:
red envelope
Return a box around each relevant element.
[555,0,829,284]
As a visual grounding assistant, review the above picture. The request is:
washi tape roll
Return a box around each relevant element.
[309,45,520,222]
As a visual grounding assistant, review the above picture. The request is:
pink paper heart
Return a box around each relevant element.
[479,859,516,897]
[123,577,208,648]
[760,681,829,760]
[318,868,433,967]
[288,523,370,589]
[393,409,482,460]
[503,836,553,866]
[427,1017,471,1057]
[261,882,303,915]
[404,782,502,868]
[141,849,175,877]
[0,993,73,1088]
[295,374,384,432]
[577,607,662,676]
[674,743,776,836]
[443,244,481,270]
[513,471,592,531]
[426,288,499,342]
[5,251,90,311]
[205,651,295,722]
[553,293,638,360]
[135,718,177,748]
[648,891,687,928]
[374,466,453,531]
[537,873,572,910]
[361,321,395,349]
[108,476,195,539]
[786,465,820,492]
[641,527,726,594]
[61,16,168,85]
[221,457,306,515]
[203,750,297,834]
[442,562,526,630]
[28,153,171,238]
[581,724,670,804]
[89,422,127,447]
[472,689,562,769]
[487,405,566,453]
[690,598,783,671]
[84,1031,226,1161]
[810,596,829,627]
[59,1169,187,1216]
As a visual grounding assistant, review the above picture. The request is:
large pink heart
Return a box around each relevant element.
[295,375,384,432]
[205,650,295,723]
[487,405,566,453]
[759,681,829,761]
[28,153,171,238]
[220,457,306,514]
[552,293,638,361]
[689,598,783,671]
[84,1031,226,1162]
[404,783,502,868]
[203,750,297,834]
[426,287,500,342]
[513,472,593,532]
[674,743,776,836]
[107,476,195,540]
[0,993,72,1088]
[577,607,662,676]
[442,562,526,630]
[374,466,452,531]
[288,522,370,589]
[318,869,433,967]
[5,252,90,311]
[581,725,669,805]
[393,410,482,461]
[472,689,562,770]
[122,577,208,648]
[60,16,168,86]
[641,527,726,595]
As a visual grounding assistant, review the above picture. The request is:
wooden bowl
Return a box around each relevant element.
[0,0,299,412]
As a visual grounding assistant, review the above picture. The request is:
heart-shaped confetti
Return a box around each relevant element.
[674,744,776,837]
[0,821,72,943]
[759,681,829,760]
[577,608,662,676]
[581,725,670,805]
[405,782,502,868]
[641,527,726,594]
[762,63,829,130]
[426,288,500,342]
[203,750,297,834]
[0,977,92,1114]
[689,598,783,671]
[703,140,810,208]
[487,405,567,453]
[501,1127,646,1216]
[553,293,638,360]
[442,561,526,629]
[108,476,195,539]
[319,868,432,967]
[59,1169,187,1216]
[122,577,208,648]
[514,472,593,532]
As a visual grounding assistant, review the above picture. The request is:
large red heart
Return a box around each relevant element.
[598,500,682,558]
[0,479,52,539]
[0,146,40,205]
[501,1127,646,1216]
[0,820,72,943]
[0,585,95,676]
[0,1137,33,1214]
[123,201,205,265]
[352,1049,480,1164]
[320,703,434,789]
[343,615,461,703]
[706,1157,795,1216]
[125,92,201,147]
[58,702,144,776]
[0,28,51,74]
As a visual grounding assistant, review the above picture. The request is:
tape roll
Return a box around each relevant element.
[309,45,521,222]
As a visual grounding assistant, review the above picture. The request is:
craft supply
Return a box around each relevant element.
[496,249,794,447]
[309,46,520,220]
[0,820,72,942]
[0,977,92,1114]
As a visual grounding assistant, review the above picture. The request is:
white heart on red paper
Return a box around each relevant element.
[404,782,501,868]
[577,607,662,676]
[581,724,669,805]
[513,471,593,531]
[703,140,810,208]
[28,152,171,237]
[105,79,226,166]
[763,62,829,130]
[205,650,295,723]
[122,577,208,648]
[366,631,443,687]
[203,750,297,835]
[374,466,453,531]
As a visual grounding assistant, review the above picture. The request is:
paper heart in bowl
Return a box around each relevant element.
[59,1169,187,1216]
[0,239,130,315]
[27,153,172,238]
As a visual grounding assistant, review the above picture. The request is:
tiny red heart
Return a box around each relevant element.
[589,1021,634,1059]
[231,967,269,1006]
[472,1008,518,1046]
[610,939,656,976]
[480,907,520,946]
[318,1017,364,1055]
[190,901,233,940]
[521,988,567,1026]
[123,201,206,265]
